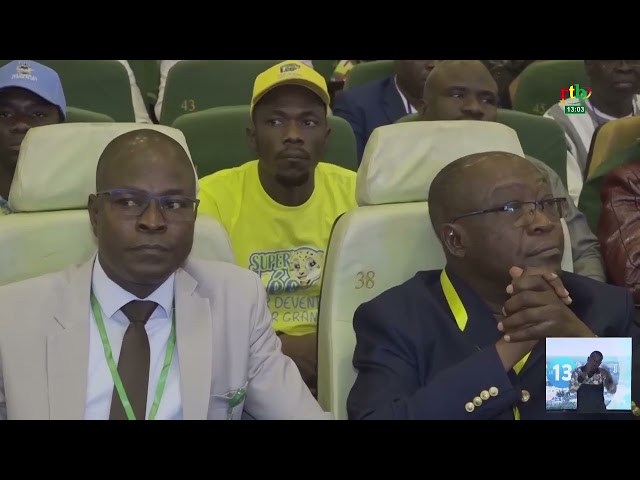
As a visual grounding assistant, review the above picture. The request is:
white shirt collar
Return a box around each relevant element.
[587,94,640,120]
[91,255,175,319]
[394,75,418,115]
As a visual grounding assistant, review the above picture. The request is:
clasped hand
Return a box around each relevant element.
[497,266,593,342]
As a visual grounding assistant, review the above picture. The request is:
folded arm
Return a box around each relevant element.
[569,368,583,393]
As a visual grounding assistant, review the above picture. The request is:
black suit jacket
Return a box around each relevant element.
[332,75,408,165]
[347,267,640,420]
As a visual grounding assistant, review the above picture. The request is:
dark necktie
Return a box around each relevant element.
[109,300,158,420]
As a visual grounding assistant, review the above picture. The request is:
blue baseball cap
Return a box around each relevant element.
[0,60,66,119]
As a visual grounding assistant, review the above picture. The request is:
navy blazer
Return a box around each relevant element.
[332,76,408,165]
[347,267,640,420]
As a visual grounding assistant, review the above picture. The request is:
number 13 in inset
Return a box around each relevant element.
[552,363,572,381]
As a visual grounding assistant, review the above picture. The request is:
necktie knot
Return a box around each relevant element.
[121,300,158,326]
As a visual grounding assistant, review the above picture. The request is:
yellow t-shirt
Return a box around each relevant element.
[198,160,357,336]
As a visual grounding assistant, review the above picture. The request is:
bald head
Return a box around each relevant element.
[96,129,195,193]
[429,150,564,292]
[428,151,540,231]
[88,128,199,300]
[421,60,498,122]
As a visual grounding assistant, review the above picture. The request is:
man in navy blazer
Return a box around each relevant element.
[332,60,439,165]
[347,151,640,420]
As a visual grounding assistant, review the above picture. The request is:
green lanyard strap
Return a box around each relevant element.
[91,293,177,420]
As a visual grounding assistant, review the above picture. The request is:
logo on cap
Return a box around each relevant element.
[280,63,301,74]
[12,61,37,82]
[16,62,32,76]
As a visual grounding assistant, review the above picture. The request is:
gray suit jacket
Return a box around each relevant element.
[0,254,333,420]
[526,155,605,282]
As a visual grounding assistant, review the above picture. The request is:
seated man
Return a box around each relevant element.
[197,61,357,395]
[544,60,640,202]
[347,151,640,420]
[0,60,66,215]
[333,60,439,164]
[419,59,605,282]
[0,128,332,420]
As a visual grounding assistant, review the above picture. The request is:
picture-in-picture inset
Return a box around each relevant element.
[546,337,632,414]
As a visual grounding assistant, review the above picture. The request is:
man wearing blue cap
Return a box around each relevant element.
[0,60,66,215]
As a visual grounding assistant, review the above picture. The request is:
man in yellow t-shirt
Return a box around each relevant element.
[198,60,357,393]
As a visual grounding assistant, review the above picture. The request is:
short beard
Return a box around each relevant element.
[275,171,310,188]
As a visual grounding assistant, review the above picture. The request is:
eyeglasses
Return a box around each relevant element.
[452,197,567,226]
[96,188,199,219]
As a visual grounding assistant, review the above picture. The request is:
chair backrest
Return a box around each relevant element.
[0,123,234,286]
[511,60,589,116]
[343,60,394,90]
[0,60,137,122]
[66,106,114,123]
[395,110,569,187]
[316,121,574,419]
[312,60,339,82]
[172,105,358,177]
[159,60,283,126]
[586,116,640,179]
[496,109,569,187]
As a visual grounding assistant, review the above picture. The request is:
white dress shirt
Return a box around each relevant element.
[394,75,418,115]
[85,257,183,420]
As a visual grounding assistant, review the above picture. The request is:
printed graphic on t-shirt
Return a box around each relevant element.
[248,246,324,328]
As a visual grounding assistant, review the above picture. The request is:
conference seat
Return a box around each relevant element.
[343,60,393,90]
[511,60,589,116]
[159,60,283,126]
[0,123,234,286]
[66,106,114,123]
[396,110,569,187]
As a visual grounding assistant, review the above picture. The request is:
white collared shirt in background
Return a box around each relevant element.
[394,75,418,115]
[116,60,153,124]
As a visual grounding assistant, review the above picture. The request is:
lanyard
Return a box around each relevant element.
[440,270,530,420]
[90,293,177,420]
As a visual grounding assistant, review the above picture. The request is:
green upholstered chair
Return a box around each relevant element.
[511,60,589,116]
[159,60,284,126]
[343,60,394,90]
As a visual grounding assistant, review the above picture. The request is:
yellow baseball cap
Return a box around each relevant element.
[250,60,330,115]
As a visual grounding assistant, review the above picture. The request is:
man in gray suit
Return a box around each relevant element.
[0,129,332,420]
